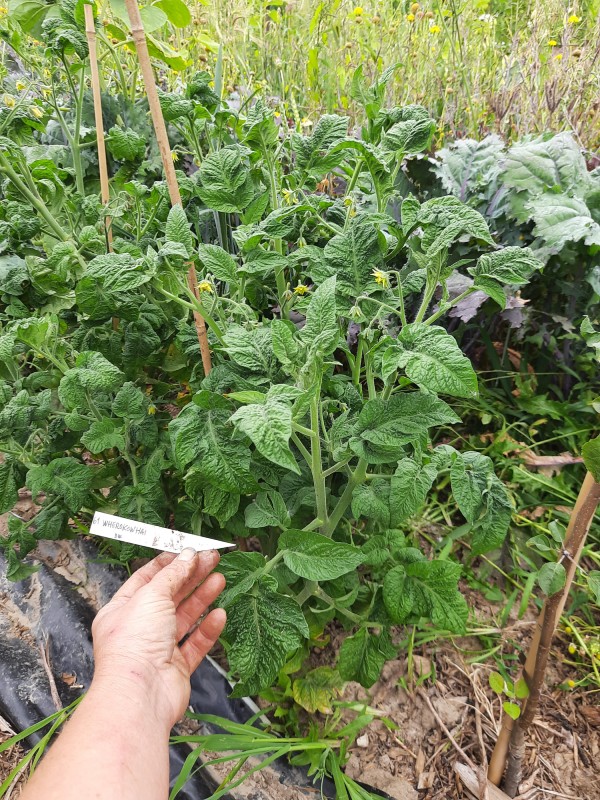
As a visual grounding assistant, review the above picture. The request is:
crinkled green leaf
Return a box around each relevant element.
[396,324,478,398]
[299,276,339,357]
[0,461,18,514]
[80,417,125,454]
[528,194,600,249]
[383,559,468,632]
[26,457,92,512]
[350,391,459,463]
[198,244,238,283]
[165,204,194,258]
[231,396,300,474]
[469,247,543,285]
[418,196,493,256]
[196,146,254,212]
[223,324,274,374]
[106,126,146,162]
[322,216,383,297]
[389,458,437,524]
[279,529,364,581]
[245,491,290,529]
[338,627,396,688]
[225,583,309,695]
[292,666,343,713]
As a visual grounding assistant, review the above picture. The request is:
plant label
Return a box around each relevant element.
[89,511,234,553]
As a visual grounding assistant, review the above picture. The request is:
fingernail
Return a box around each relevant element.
[178,547,197,561]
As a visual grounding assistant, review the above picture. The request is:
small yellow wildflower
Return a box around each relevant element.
[147,404,157,415]
[15,81,26,91]
[372,269,390,288]
[429,24,441,33]
[198,280,213,293]
[0,6,8,14]
[407,13,415,21]
[171,151,179,162]
[548,39,558,46]
[3,94,15,108]
[568,643,577,654]
[410,2,420,12]
[294,284,309,295]
[30,106,44,119]
[567,14,581,23]
[554,53,563,60]
[567,679,576,688]
[351,6,364,16]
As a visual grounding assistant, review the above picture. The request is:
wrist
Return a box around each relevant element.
[89,663,174,733]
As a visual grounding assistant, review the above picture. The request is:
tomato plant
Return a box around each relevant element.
[0,9,545,696]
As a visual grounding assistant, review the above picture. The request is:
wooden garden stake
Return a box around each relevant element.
[123,0,212,375]
[488,471,600,793]
[84,4,112,249]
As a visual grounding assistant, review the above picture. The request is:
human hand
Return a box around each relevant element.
[90,548,226,729]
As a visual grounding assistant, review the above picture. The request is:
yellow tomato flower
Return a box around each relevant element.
[30,106,44,119]
[372,269,390,288]
[565,625,572,634]
[198,280,213,293]
[0,6,8,14]
[3,94,15,108]
[429,24,441,33]
[171,151,179,162]
[15,81,26,91]
[568,643,577,654]
[548,39,558,46]
[567,14,581,23]
[407,13,415,21]
[294,284,309,295]
[147,404,157,415]
[567,679,576,688]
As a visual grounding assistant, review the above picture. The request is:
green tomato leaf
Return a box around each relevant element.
[396,324,478,398]
[231,397,300,474]
[389,458,437,524]
[216,551,270,608]
[196,146,254,213]
[0,460,18,515]
[223,324,274,374]
[225,583,309,695]
[587,570,600,605]
[350,391,459,463]
[338,627,396,688]
[272,319,301,373]
[383,559,468,633]
[245,491,291,529]
[106,126,146,162]
[418,196,494,256]
[165,204,194,258]
[300,276,339,357]
[279,529,364,581]
[80,417,125,454]
[323,216,384,297]
[26,457,92,512]
[198,244,238,284]
[469,246,543,286]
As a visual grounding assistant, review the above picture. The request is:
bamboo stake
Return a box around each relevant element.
[488,471,600,789]
[84,4,112,249]
[122,0,212,375]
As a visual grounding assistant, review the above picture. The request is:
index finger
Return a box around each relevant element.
[147,548,221,605]
[110,551,177,604]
